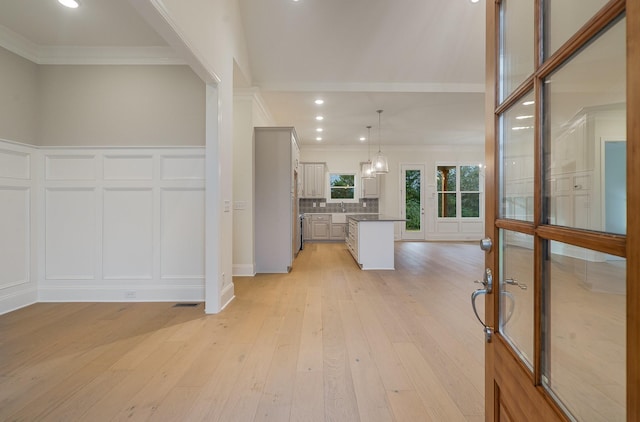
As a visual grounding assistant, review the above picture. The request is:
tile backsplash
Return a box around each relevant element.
[299,198,378,214]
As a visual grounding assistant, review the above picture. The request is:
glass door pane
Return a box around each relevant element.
[401,165,425,240]
[499,230,535,369]
[543,17,626,233]
[544,0,611,58]
[542,241,626,421]
[499,0,535,102]
[500,91,535,221]
[405,169,421,231]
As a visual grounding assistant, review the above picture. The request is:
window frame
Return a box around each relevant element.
[436,163,483,220]
[328,172,358,202]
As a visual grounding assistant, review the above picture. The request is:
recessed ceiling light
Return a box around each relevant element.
[359,137,366,142]
[512,126,533,131]
[516,115,534,120]
[316,128,323,132]
[470,0,480,3]
[315,116,324,121]
[316,137,322,141]
[522,100,535,106]
[58,0,79,8]
[314,99,324,105]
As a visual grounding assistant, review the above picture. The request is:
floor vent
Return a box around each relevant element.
[173,303,200,308]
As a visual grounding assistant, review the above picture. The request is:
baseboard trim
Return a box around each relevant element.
[38,285,205,302]
[220,282,235,311]
[0,288,38,315]
[232,264,255,277]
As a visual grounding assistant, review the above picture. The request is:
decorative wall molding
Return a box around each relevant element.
[39,148,206,302]
[0,139,208,313]
[0,140,37,314]
[0,148,31,180]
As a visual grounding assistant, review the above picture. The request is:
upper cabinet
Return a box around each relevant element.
[291,134,300,174]
[301,162,326,198]
[361,176,379,198]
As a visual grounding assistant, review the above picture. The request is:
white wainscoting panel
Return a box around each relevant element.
[0,140,37,315]
[0,145,207,307]
[103,188,153,279]
[160,155,205,180]
[45,188,96,280]
[39,148,206,302]
[45,155,96,180]
[160,188,205,279]
[0,148,30,180]
[0,187,30,288]
[103,155,153,180]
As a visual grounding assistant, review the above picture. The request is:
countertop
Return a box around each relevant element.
[302,212,378,215]
[347,214,406,222]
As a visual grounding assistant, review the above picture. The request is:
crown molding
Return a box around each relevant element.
[0,24,185,65]
[256,81,486,94]
[299,143,484,153]
[0,24,40,63]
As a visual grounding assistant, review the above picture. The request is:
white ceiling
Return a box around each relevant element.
[238,0,486,146]
[0,0,487,147]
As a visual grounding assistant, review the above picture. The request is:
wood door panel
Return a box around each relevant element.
[493,337,565,422]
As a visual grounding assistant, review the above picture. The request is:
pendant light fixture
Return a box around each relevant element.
[361,125,376,179]
[372,109,389,174]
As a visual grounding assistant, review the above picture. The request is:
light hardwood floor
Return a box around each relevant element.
[0,242,486,422]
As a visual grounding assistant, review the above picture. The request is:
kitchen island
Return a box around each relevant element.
[346,215,405,270]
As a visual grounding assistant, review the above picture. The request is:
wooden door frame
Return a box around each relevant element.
[626,0,640,417]
[484,0,639,420]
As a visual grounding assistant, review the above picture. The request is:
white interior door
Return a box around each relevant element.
[400,164,425,240]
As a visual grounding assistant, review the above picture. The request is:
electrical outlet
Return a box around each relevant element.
[125,291,136,299]
[312,202,316,207]
[362,202,367,207]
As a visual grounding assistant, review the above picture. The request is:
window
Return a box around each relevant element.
[329,173,355,200]
[437,164,481,218]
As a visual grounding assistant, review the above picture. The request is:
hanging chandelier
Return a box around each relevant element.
[361,125,376,179]
[372,109,389,174]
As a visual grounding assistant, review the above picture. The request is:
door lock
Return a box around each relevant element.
[480,237,492,252]
[505,277,527,290]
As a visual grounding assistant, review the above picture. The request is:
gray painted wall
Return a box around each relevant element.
[0,46,205,147]
[0,47,39,145]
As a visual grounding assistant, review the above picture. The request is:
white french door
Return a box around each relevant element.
[400,164,425,240]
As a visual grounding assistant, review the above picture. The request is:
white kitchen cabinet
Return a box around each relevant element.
[303,215,312,241]
[361,176,379,198]
[302,163,326,198]
[254,127,300,273]
[310,214,330,239]
[346,215,404,270]
[330,223,346,240]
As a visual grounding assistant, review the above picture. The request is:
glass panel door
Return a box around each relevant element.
[541,16,627,420]
[400,164,425,240]
[483,0,635,420]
